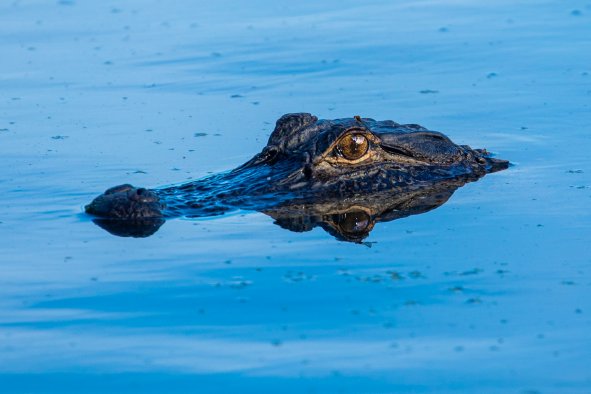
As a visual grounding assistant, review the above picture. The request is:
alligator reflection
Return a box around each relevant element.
[93,176,473,243]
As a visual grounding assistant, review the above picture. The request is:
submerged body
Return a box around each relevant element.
[86,113,508,240]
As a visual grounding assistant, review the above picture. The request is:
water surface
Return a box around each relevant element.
[1,0,590,392]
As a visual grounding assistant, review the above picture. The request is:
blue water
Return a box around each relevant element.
[1,0,590,392]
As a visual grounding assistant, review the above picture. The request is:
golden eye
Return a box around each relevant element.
[336,133,369,160]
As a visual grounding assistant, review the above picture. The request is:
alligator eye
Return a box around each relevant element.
[336,133,369,161]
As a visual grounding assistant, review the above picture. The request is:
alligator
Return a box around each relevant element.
[86,113,508,241]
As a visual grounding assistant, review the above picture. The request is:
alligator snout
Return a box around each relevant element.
[85,184,164,219]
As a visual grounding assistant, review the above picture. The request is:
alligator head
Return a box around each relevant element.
[234,113,507,196]
[86,113,508,239]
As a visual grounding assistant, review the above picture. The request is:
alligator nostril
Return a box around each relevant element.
[127,187,153,202]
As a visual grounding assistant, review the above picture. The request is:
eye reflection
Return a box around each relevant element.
[334,210,371,234]
[336,133,369,160]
